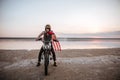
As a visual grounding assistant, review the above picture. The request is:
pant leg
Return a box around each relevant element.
[38,47,44,62]
[51,45,56,61]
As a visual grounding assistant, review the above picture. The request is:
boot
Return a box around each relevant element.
[53,61,57,67]
[36,62,41,67]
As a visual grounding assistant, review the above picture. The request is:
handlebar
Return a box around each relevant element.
[36,38,59,42]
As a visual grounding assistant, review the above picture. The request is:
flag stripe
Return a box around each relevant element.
[52,41,61,51]
[56,42,59,51]
[58,42,61,51]
[57,42,60,51]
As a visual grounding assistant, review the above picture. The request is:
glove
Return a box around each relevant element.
[53,39,59,42]
[36,38,42,41]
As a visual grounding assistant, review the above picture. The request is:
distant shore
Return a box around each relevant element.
[0,37,120,42]
[0,48,120,80]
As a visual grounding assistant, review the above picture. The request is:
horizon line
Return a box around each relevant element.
[0,37,120,39]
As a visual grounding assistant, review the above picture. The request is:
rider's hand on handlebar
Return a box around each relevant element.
[35,38,42,41]
[35,38,39,41]
[53,39,59,42]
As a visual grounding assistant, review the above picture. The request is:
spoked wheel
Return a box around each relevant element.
[44,51,49,75]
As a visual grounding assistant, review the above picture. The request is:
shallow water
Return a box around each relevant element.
[0,38,120,50]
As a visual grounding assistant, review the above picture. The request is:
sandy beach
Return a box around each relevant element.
[0,48,120,80]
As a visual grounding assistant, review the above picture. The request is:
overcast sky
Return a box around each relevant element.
[0,0,120,37]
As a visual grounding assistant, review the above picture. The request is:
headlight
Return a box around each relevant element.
[43,43,51,50]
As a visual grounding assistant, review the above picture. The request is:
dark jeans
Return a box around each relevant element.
[38,45,56,62]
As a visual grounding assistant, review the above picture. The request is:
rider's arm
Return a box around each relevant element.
[36,31,44,41]
[52,33,59,42]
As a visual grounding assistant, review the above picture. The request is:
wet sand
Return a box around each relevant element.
[0,48,120,80]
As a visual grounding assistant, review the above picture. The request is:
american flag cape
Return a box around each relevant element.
[52,41,61,51]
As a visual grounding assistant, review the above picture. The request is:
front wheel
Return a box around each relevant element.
[44,51,49,75]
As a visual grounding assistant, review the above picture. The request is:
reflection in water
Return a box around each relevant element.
[91,39,101,43]
[0,39,120,50]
